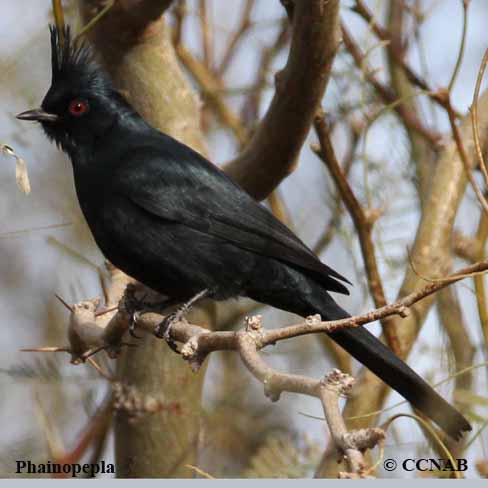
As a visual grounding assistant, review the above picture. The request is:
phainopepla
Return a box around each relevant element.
[17,26,470,439]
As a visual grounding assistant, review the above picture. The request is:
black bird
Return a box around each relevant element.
[17,26,470,439]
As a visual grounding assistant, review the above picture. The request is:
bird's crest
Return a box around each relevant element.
[49,25,92,82]
[48,25,113,96]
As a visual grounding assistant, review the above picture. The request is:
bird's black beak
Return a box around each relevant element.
[16,108,59,123]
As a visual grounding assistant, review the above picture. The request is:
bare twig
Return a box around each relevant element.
[234,319,381,476]
[313,126,359,255]
[198,0,213,70]
[447,0,470,93]
[52,0,65,40]
[341,23,442,147]
[474,217,488,350]
[176,43,249,146]
[75,0,115,41]
[471,48,488,189]
[352,0,461,117]
[217,0,255,76]
[458,212,488,353]
[241,17,289,126]
[445,93,488,216]
[313,111,400,354]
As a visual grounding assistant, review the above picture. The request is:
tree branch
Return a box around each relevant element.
[341,23,442,147]
[327,89,488,465]
[224,0,341,200]
[23,259,488,375]
[312,110,400,354]
[23,254,488,477]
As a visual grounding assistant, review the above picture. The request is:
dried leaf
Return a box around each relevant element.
[1,143,31,194]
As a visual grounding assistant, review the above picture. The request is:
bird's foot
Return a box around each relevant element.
[154,289,209,353]
[154,312,180,353]
[123,291,147,339]
[128,310,143,339]
[123,286,178,339]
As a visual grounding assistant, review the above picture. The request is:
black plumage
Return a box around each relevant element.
[17,26,471,440]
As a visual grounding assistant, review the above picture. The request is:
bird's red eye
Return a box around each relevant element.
[69,99,89,117]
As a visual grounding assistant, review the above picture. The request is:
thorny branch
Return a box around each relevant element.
[22,259,488,475]
[24,259,488,365]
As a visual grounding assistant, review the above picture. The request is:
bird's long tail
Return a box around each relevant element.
[319,299,471,440]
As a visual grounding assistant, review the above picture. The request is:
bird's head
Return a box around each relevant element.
[17,26,131,155]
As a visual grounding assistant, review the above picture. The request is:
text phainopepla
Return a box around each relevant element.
[17,26,471,439]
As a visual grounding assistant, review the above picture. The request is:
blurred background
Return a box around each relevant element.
[1,0,488,479]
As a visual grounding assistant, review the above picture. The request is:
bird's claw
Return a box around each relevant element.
[154,313,180,353]
[128,310,143,339]
[153,289,209,353]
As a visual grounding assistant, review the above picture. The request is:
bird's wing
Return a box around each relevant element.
[116,137,350,295]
